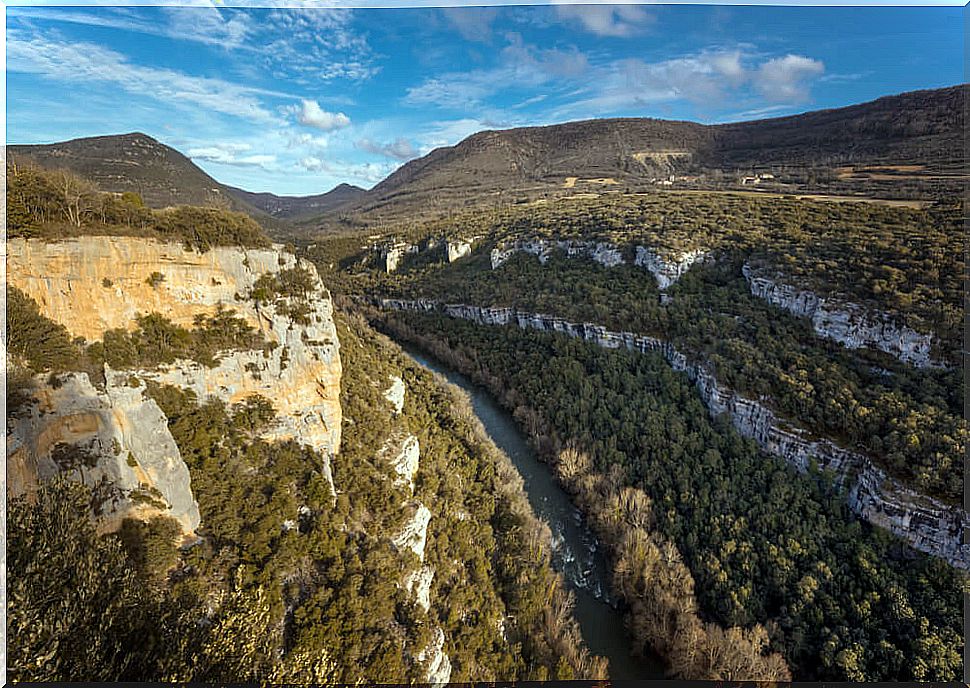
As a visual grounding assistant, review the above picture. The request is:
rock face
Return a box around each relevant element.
[379,299,970,570]
[383,375,406,414]
[7,371,201,534]
[394,503,433,562]
[488,237,705,290]
[742,262,940,367]
[378,242,417,273]
[391,435,421,492]
[634,246,709,290]
[404,565,435,613]
[446,239,472,263]
[7,236,342,514]
[490,238,624,270]
[416,626,452,685]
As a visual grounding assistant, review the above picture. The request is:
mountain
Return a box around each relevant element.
[8,132,272,221]
[224,182,366,220]
[326,84,965,223]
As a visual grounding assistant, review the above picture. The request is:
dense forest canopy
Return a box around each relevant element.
[377,311,964,682]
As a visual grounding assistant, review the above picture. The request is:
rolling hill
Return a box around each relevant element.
[8,85,965,235]
[327,84,965,223]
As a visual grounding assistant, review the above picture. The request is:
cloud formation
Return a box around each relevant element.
[553,4,653,37]
[357,137,419,161]
[754,54,826,102]
[289,100,352,130]
[7,29,284,122]
[189,143,277,168]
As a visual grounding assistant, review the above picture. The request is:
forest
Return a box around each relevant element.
[376,309,964,682]
[370,249,965,504]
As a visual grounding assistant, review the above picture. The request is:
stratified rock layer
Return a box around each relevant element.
[379,298,970,570]
[743,262,940,367]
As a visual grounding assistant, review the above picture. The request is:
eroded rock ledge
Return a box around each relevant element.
[378,298,969,570]
[489,237,708,290]
[742,262,941,368]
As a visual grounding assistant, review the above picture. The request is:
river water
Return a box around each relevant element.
[402,345,665,680]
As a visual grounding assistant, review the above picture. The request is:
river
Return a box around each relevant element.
[402,345,666,680]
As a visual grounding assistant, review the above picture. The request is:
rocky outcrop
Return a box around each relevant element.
[742,262,940,368]
[383,375,406,414]
[7,236,343,501]
[393,503,432,562]
[404,565,435,613]
[490,238,624,270]
[390,435,420,492]
[379,299,970,570]
[7,371,201,534]
[416,626,452,685]
[446,239,472,263]
[488,237,706,290]
[634,246,709,290]
[378,242,417,273]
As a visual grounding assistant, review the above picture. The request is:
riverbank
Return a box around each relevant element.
[402,344,666,680]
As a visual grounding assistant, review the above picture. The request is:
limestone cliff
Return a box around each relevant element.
[488,237,707,291]
[7,236,342,529]
[7,371,201,534]
[742,262,941,367]
[378,298,970,570]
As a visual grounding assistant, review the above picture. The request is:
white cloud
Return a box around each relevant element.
[357,137,419,161]
[549,49,826,120]
[288,100,351,130]
[188,143,276,168]
[7,30,283,123]
[299,156,326,172]
[553,4,653,38]
[754,54,825,102]
[296,156,396,184]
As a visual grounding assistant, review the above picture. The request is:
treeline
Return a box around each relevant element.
[7,161,269,251]
[377,251,964,504]
[376,310,963,682]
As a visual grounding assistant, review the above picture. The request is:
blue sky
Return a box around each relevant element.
[6,3,964,195]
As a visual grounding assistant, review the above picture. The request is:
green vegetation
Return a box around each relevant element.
[323,192,961,356]
[377,311,964,682]
[88,308,268,370]
[377,251,964,503]
[7,285,80,373]
[7,161,269,251]
[12,312,599,682]
[8,478,337,683]
[251,265,318,324]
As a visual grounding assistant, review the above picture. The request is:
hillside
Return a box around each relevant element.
[8,133,274,222]
[225,182,366,220]
[316,84,965,226]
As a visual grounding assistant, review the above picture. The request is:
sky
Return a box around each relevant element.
[6,2,964,195]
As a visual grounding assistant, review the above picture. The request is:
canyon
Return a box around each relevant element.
[378,298,970,570]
